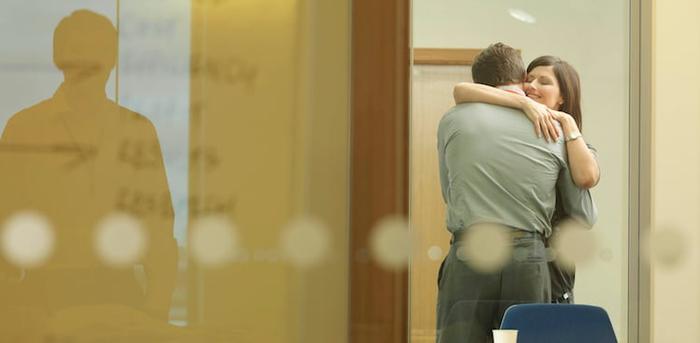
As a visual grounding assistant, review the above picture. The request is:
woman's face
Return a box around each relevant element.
[525,66,564,110]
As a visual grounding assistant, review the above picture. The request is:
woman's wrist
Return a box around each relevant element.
[517,95,532,110]
[559,114,580,135]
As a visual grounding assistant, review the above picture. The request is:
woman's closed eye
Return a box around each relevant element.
[537,76,556,85]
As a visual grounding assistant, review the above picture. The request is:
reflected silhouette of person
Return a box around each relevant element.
[0,9,177,327]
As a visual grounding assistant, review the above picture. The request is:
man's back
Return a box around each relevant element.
[438,102,570,236]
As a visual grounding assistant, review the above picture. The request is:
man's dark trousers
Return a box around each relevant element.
[436,228,551,343]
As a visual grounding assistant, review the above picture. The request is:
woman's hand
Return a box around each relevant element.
[550,110,581,137]
[520,97,560,142]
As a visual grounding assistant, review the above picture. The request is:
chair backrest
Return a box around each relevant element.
[500,304,617,343]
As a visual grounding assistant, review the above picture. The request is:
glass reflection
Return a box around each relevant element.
[0,1,352,342]
[0,8,181,340]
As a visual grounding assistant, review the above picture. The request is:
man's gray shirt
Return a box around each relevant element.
[437,103,597,237]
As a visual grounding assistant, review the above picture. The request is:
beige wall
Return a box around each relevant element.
[190,2,299,340]
[652,0,700,340]
[413,0,630,339]
[190,0,349,342]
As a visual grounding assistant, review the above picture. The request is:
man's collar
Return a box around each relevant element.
[496,84,526,96]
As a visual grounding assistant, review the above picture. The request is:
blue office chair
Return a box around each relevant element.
[500,304,617,343]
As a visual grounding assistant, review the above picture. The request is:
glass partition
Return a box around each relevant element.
[411,0,630,341]
[0,1,351,342]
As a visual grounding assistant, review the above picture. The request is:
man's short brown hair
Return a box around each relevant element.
[471,43,525,87]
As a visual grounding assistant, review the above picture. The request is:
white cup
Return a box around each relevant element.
[492,329,518,343]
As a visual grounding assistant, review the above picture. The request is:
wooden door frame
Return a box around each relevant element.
[349,0,410,342]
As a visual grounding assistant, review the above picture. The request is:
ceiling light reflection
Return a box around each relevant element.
[508,8,536,24]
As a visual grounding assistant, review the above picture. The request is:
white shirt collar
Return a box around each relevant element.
[496,84,526,96]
